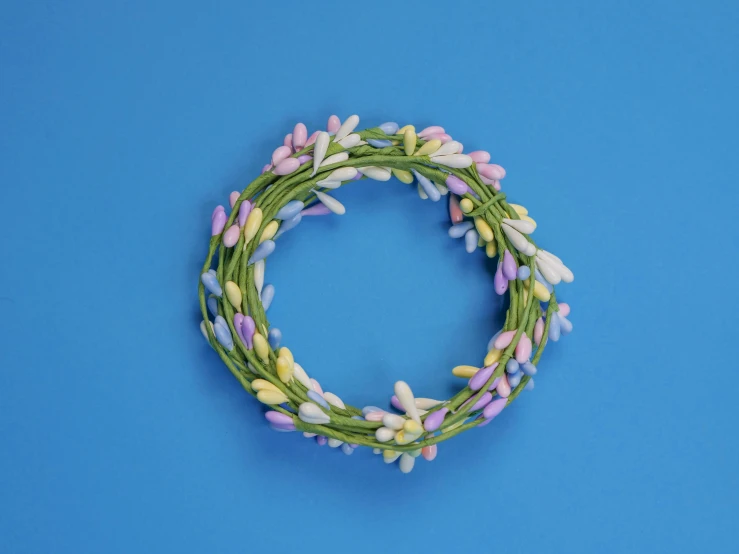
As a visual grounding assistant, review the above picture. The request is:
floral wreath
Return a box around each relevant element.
[199,115,574,473]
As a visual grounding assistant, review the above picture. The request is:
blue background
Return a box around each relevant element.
[1,1,737,552]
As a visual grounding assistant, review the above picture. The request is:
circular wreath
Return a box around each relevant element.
[198,115,574,473]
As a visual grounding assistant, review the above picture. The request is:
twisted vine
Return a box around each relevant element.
[197,120,573,471]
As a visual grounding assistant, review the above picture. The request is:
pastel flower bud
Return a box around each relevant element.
[254,259,264,295]
[525,279,551,302]
[357,166,390,181]
[521,361,537,376]
[211,210,227,236]
[502,217,535,235]
[474,217,494,242]
[307,391,330,411]
[222,224,241,248]
[469,363,498,391]
[256,390,288,405]
[319,152,349,167]
[502,223,536,256]
[423,407,448,431]
[449,194,464,223]
[252,332,270,362]
[275,213,301,237]
[403,127,417,156]
[311,132,331,176]
[241,316,255,349]
[421,445,438,461]
[268,327,281,349]
[483,396,507,419]
[452,365,478,378]
[334,114,359,142]
[292,123,307,150]
[494,263,509,295]
[248,240,275,265]
[224,281,242,312]
[337,133,361,148]
[299,402,330,424]
[364,411,385,422]
[292,362,311,389]
[265,411,293,426]
[464,229,479,253]
[394,381,421,424]
[461,391,493,412]
[430,154,473,168]
[201,272,222,297]
[368,139,392,148]
[392,168,414,183]
[487,332,501,352]
[301,203,332,216]
[509,371,523,388]
[212,204,225,221]
[274,157,300,176]
[375,426,395,442]
[275,200,305,220]
[238,200,252,227]
[413,169,440,201]
[429,140,462,156]
[502,250,518,280]
[314,190,345,215]
[535,268,554,292]
[327,115,340,133]
[468,150,491,164]
[399,453,415,473]
[233,313,245,344]
[323,392,345,409]
[382,413,406,430]
[379,121,399,134]
[414,139,442,157]
[425,132,452,143]
[445,175,470,196]
[259,220,279,243]
[548,313,561,342]
[448,221,474,238]
[207,296,218,318]
[272,145,292,166]
[259,284,275,312]
[496,375,512,398]
[305,130,319,146]
[515,333,532,363]
[494,330,517,350]
[477,163,506,180]
[213,317,233,351]
[536,256,562,285]
[418,125,445,138]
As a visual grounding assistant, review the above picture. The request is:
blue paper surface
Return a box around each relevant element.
[1,1,737,552]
